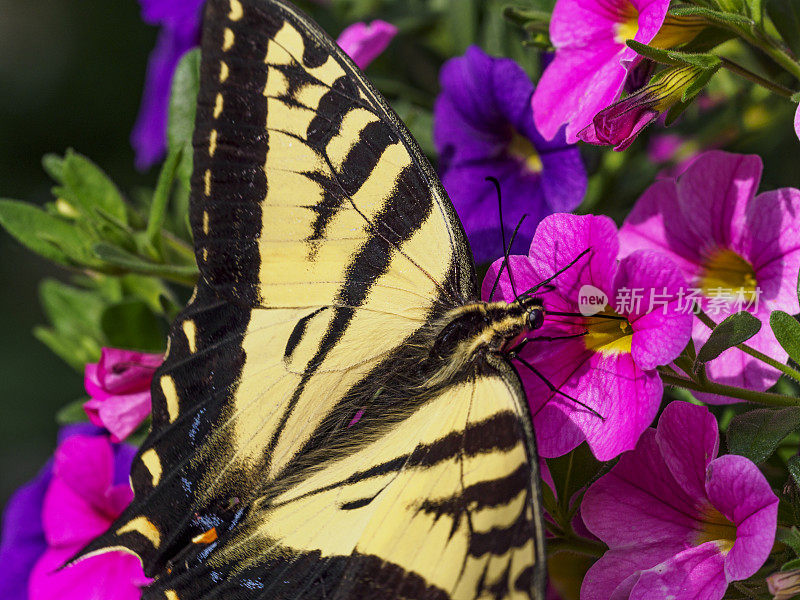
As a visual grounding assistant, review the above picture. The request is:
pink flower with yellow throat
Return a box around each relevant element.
[483,213,692,460]
[532,0,671,143]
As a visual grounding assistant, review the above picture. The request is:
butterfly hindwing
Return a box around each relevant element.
[77,0,547,598]
[143,358,544,600]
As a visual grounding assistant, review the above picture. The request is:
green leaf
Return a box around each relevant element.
[695,311,761,364]
[626,40,721,69]
[56,398,90,425]
[42,153,64,181]
[100,300,167,353]
[0,199,98,267]
[789,454,800,488]
[767,0,800,56]
[168,50,200,199]
[771,310,800,365]
[120,274,176,316]
[92,242,198,284]
[546,443,603,512]
[727,407,800,463]
[781,556,800,570]
[39,279,106,341]
[33,325,101,371]
[55,150,128,225]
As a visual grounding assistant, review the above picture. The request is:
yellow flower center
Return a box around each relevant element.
[615,6,639,45]
[699,248,758,302]
[583,310,633,355]
[508,132,543,173]
[694,505,737,553]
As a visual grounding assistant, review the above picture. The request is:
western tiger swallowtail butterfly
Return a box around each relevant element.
[80,0,553,597]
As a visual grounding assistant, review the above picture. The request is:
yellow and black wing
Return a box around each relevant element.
[79,0,546,598]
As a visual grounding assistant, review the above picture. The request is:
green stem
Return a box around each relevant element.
[547,536,607,558]
[660,371,800,406]
[718,56,795,98]
[144,149,181,257]
[741,28,800,82]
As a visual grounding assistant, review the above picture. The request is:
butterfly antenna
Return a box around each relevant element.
[515,355,605,421]
[486,176,520,299]
[519,247,592,297]
[489,212,528,301]
[546,310,628,321]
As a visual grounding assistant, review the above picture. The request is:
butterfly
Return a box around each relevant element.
[79,0,550,598]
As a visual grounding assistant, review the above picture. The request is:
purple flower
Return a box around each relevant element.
[434,46,586,264]
[29,435,146,600]
[532,0,670,143]
[581,401,778,600]
[131,0,205,170]
[83,347,162,442]
[337,20,397,70]
[0,425,115,600]
[482,213,692,460]
[618,151,800,399]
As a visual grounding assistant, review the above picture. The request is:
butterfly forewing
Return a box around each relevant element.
[77,0,547,598]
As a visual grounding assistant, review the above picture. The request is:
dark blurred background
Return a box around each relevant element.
[0,0,157,506]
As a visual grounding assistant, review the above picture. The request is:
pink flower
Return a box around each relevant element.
[795,104,800,142]
[581,401,778,600]
[83,348,162,442]
[483,213,692,460]
[337,20,397,70]
[619,151,800,398]
[532,0,670,143]
[29,435,148,600]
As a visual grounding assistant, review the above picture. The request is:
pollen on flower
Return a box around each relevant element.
[614,14,639,44]
[583,312,633,355]
[508,132,544,173]
[699,248,758,300]
[694,505,737,553]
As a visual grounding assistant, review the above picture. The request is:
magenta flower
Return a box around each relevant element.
[483,213,692,460]
[532,0,670,143]
[795,105,800,142]
[435,46,586,263]
[0,426,134,600]
[83,348,162,442]
[581,401,778,600]
[619,151,800,398]
[29,434,146,600]
[337,20,398,70]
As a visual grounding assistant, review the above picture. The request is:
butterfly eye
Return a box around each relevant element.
[527,309,544,331]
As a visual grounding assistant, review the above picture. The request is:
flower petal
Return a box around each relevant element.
[52,436,113,508]
[581,543,678,600]
[614,250,692,370]
[528,213,619,302]
[705,454,778,581]
[655,402,719,503]
[0,462,51,600]
[29,546,148,600]
[618,178,704,276]
[85,391,152,443]
[336,20,397,70]
[582,428,699,547]
[676,151,763,251]
[628,542,727,600]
